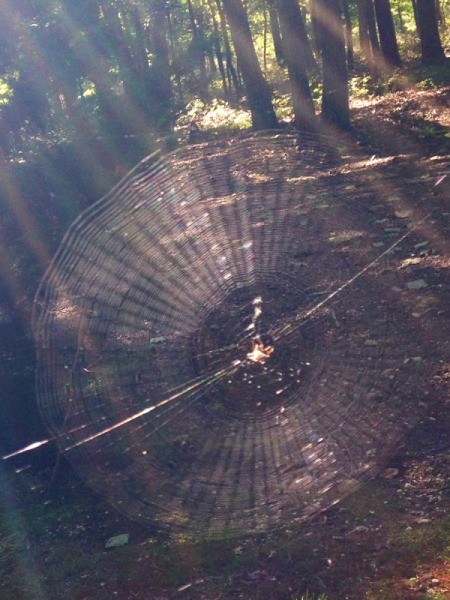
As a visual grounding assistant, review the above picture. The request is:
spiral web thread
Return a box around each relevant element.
[33,132,436,537]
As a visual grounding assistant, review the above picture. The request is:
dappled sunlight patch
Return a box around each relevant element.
[175,99,251,140]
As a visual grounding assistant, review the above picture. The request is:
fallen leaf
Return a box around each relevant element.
[105,533,129,548]
[407,279,428,290]
[382,468,399,480]
[395,210,413,219]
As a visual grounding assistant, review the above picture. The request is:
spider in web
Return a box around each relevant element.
[247,334,274,364]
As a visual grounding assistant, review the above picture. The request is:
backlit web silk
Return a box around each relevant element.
[33,133,432,537]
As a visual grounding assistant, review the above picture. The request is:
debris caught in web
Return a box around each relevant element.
[247,336,274,364]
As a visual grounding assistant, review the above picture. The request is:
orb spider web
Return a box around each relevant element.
[33,132,434,537]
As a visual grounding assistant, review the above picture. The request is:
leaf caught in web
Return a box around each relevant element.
[33,133,436,538]
[105,533,129,548]
[407,279,428,290]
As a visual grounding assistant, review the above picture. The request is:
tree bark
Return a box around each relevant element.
[267,0,285,66]
[187,0,208,96]
[309,0,321,54]
[415,0,446,65]
[276,0,317,73]
[215,0,242,94]
[342,0,354,71]
[366,0,380,54]
[221,0,278,129]
[356,0,376,75]
[206,0,229,95]
[316,0,350,129]
[166,9,185,105]
[435,0,444,25]
[148,0,173,110]
[275,0,316,130]
[396,2,405,32]
[374,0,402,68]
[411,0,419,28]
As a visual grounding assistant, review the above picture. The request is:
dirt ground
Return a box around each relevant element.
[0,87,449,600]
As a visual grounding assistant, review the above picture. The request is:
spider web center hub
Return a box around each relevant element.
[191,279,317,418]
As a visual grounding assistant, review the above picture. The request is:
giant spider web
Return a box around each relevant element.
[33,132,435,537]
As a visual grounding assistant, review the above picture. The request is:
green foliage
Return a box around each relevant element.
[0,0,448,152]
[412,60,450,89]
[272,92,294,122]
[390,0,419,32]
[349,74,375,99]
[174,98,251,140]
[0,77,12,105]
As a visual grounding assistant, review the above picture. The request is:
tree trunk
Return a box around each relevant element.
[366,0,380,53]
[148,0,173,110]
[435,0,444,25]
[166,10,185,104]
[267,0,285,66]
[187,0,209,97]
[415,0,446,65]
[221,0,278,129]
[263,4,268,72]
[316,0,350,129]
[411,0,419,28]
[309,0,321,54]
[342,0,355,71]
[374,0,402,68]
[129,6,150,77]
[275,0,316,130]
[276,0,317,73]
[99,1,135,73]
[206,0,229,95]
[396,3,405,32]
[215,0,242,94]
[356,0,376,75]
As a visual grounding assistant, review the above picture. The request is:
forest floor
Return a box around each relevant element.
[0,86,449,600]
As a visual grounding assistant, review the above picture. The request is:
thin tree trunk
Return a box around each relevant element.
[100,1,135,72]
[416,0,446,65]
[187,0,208,95]
[206,0,229,95]
[275,0,316,130]
[316,0,350,129]
[198,4,217,76]
[166,10,185,104]
[221,0,278,129]
[342,0,355,71]
[356,0,376,75]
[267,0,285,65]
[276,0,317,73]
[435,0,444,24]
[129,6,150,76]
[411,0,419,28]
[396,3,405,32]
[263,4,268,72]
[215,0,241,94]
[148,0,173,109]
[366,0,380,53]
[374,0,402,68]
